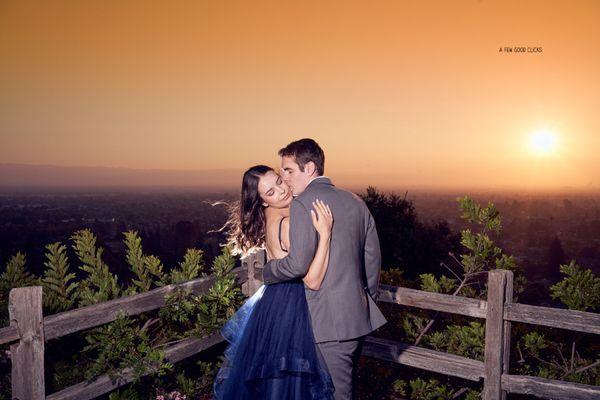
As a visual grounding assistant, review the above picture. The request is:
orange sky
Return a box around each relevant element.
[0,0,599,189]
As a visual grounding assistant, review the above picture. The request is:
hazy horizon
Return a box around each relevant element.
[2,162,599,194]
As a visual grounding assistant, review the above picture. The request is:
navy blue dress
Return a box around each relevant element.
[214,280,334,399]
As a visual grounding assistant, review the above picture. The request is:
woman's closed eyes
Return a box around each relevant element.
[266,177,283,197]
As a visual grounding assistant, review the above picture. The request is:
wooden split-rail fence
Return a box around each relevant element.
[1,250,599,400]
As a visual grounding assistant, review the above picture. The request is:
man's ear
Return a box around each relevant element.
[305,161,316,177]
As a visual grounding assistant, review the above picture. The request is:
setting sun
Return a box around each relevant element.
[529,129,559,155]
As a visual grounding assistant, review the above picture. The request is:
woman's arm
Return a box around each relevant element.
[302,199,333,291]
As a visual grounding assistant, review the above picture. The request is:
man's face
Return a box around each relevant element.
[280,156,312,196]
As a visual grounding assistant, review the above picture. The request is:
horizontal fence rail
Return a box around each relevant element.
[501,374,600,400]
[377,283,488,318]
[505,302,600,335]
[46,333,224,400]
[362,336,485,382]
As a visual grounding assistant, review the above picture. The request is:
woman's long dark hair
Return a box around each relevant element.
[226,165,274,256]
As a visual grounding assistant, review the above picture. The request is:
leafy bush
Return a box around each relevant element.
[42,242,78,312]
[550,260,600,312]
[72,229,121,306]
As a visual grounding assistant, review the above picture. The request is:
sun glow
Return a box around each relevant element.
[529,129,559,155]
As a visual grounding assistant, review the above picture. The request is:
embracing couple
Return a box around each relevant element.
[215,138,387,399]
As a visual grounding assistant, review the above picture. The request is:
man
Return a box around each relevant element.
[262,138,387,399]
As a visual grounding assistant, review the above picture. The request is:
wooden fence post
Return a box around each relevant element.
[9,286,45,400]
[241,250,265,296]
[501,271,514,400]
[483,270,509,400]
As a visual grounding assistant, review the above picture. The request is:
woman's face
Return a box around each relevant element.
[257,170,292,209]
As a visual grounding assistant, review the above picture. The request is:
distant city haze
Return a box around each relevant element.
[1,1,599,189]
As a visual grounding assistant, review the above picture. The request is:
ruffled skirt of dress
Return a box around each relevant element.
[214,281,334,399]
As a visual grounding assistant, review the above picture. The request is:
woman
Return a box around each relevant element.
[214,165,335,399]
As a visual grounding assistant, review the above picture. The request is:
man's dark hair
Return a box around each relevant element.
[278,138,325,176]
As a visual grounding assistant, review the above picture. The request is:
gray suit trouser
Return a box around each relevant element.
[317,337,364,400]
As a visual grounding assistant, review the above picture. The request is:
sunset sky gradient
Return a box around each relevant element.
[1,0,599,189]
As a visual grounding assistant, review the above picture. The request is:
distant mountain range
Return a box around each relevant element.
[0,163,243,189]
[0,163,379,191]
[1,163,597,194]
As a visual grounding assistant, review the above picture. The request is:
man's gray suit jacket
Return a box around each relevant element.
[262,177,387,343]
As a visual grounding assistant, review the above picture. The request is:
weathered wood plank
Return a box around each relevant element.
[483,270,508,400]
[362,336,484,382]
[0,324,18,345]
[377,284,488,319]
[505,302,600,335]
[501,271,513,400]
[47,333,224,400]
[242,251,265,296]
[9,286,45,400]
[501,374,600,400]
